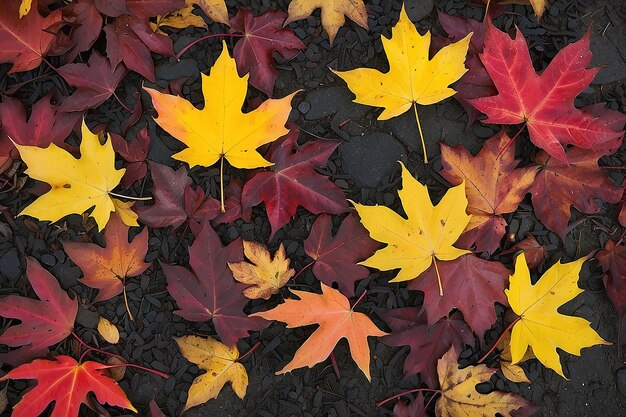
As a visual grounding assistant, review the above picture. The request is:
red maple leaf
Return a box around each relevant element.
[137,162,221,230]
[230,9,305,96]
[0,355,136,417]
[469,22,624,162]
[57,52,128,112]
[125,0,186,18]
[597,240,626,350]
[501,234,547,270]
[0,0,62,74]
[303,214,381,297]
[242,127,349,239]
[111,127,150,187]
[393,393,428,417]
[104,15,174,82]
[49,0,102,62]
[94,0,129,17]
[0,257,77,366]
[408,254,510,340]
[160,221,267,345]
[381,308,473,387]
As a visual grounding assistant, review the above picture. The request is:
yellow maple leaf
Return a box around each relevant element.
[352,162,470,296]
[152,4,208,34]
[229,241,295,300]
[506,254,610,377]
[332,5,471,162]
[19,0,31,17]
[193,0,229,25]
[176,335,247,411]
[144,41,298,211]
[285,0,368,44]
[14,121,129,231]
[111,199,138,227]
[497,332,533,384]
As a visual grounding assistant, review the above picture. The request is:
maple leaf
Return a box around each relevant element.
[110,127,150,188]
[285,0,368,44]
[0,257,77,366]
[161,221,266,345]
[501,234,547,270]
[251,283,387,380]
[0,355,136,417]
[332,5,471,162]
[152,2,207,33]
[409,254,510,340]
[529,147,623,240]
[303,214,382,297]
[481,0,547,19]
[137,162,220,230]
[241,127,348,240]
[230,9,305,96]
[49,0,102,62]
[191,0,229,25]
[0,0,62,73]
[176,335,247,411]
[393,393,428,417]
[381,308,472,387]
[469,23,624,163]
[145,41,298,210]
[125,0,186,18]
[440,130,537,254]
[597,240,626,350]
[498,332,533,384]
[57,52,128,112]
[434,347,537,417]
[63,213,150,307]
[229,241,295,300]
[14,121,125,231]
[104,15,174,82]
[506,254,610,377]
[353,162,470,296]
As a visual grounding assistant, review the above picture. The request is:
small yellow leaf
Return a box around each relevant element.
[229,241,295,300]
[498,333,532,384]
[353,162,470,292]
[192,0,230,25]
[111,199,138,227]
[14,121,125,231]
[97,316,120,344]
[506,254,610,377]
[176,335,247,411]
[153,5,208,34]
[19,0,32,17]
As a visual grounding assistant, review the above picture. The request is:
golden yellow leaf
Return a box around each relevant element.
[14,121,125,231]
[144,41,297,210]
[332,5,470,162]
[176,335,247,411]
[352,162,470,295]
[19,0,31,17]
[285,0,368,44]
[152,4,208,34]
[229,241,295,300]
[506,254,610,378]
[497,332,532,384]
[192,0,229,25]
[435,347,535,417]
[97,316,120,344]
[111,199,138,227]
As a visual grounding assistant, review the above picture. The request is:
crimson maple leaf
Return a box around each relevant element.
[382,308,473,387]
[57,52,128,112]
[0,257,77,366]
[125,0,186,18]
[0,0,62,73]
[49,0,102,62]
[137,162,220,229]
[0,355,136,417]
[597,240,626,350]
[470,22,624,162]
[230,9,305,96]
[160,221,267,345]
[242,127,349,239]
[303,214,381,297]
[110,127,150,187]
[408,254,510,340]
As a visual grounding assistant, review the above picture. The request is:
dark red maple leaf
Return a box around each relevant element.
[433,11,499,128]
[49,0,102,62]
[393,393,428,417]
[381,308,473,387]
[0,257,78,366]
[529,147,623,240]
[125,0,186,18]
[57,52,128,112]
[230,9,305,96]
[0,0,62,73]
[212,179,246,226]
[160,221,267,345]
[104,15,174,82]
[111,127,150,188]
[408,254,509,340]
[501,234,547,270]
[94,0,129,17]
[469,22,624,163]
[137,162,220,230]
[242,127,349,239]
[303,214,381,297]
[597,240,626,350]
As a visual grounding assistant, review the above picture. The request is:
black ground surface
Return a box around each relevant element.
[1,0,626,416]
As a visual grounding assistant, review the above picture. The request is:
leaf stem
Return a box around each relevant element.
[476,316,522,364]
[433,258,443,297]
[376,388,442,408]
[497,123,526,159]
[106,363,169,379]
[175,33,244,60]
[330,351,341,379]
[237,341,261,363]
[413,102,428,164]
[71,331,122,361]
[113,92,133,113]
[109,191,152,201]
[352,290,367,309]
[420,394,438,417]
[123,284,134,321]
[220,155,225,213]
[292,260,315,282]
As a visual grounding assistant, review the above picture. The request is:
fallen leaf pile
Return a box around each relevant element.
[0,0,624,416]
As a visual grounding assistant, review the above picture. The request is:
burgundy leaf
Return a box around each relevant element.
[597,240,626,348]
[110,127,150,187]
